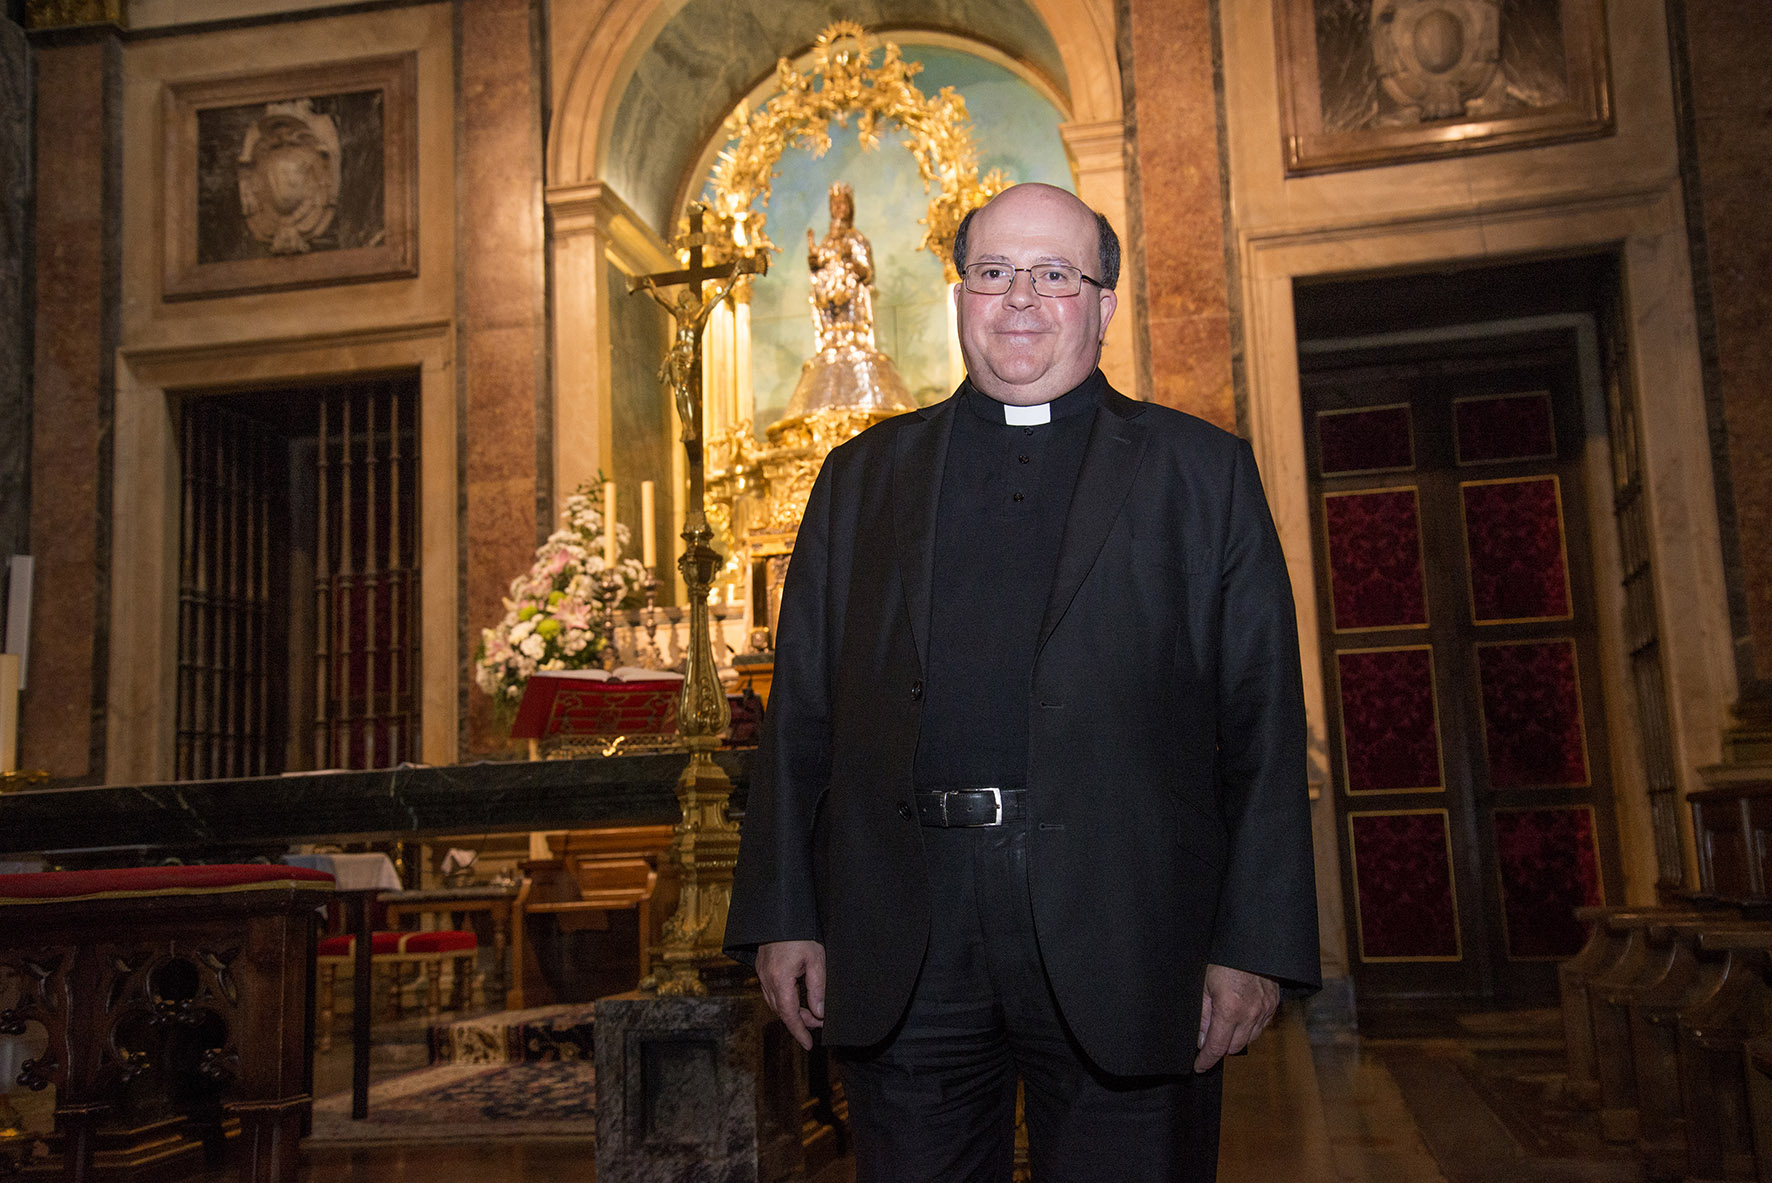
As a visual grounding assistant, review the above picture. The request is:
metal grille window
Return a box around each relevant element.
[174,378,419,779]
[175,409,283,780]
[312,386,419,769]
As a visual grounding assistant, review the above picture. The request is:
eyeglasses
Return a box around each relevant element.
[960,263,1106,298]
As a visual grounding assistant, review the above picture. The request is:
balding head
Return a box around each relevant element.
[954,184,1119,290]
[951,184,1119,405]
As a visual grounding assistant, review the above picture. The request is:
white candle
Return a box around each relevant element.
[641,481,657,568]
[603,481,618,567]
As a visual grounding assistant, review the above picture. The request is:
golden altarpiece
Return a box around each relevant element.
[697,24,1006,646]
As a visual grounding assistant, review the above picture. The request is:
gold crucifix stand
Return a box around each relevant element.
[630,203,767,996]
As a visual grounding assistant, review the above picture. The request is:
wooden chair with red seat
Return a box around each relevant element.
[314,928,479,1049]
[0,863,334,1183]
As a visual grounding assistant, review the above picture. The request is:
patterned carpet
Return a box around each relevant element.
[308,1062,597,1143]
[306,1004,600,1143]
[428,1003,599,1064]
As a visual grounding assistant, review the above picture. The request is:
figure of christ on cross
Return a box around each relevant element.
[622,204,771,995]
[629,203,768,454]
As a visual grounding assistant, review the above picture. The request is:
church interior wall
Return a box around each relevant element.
[455,0,554,755]
[1669,0,1772,715]
[91,4,468,777]
[21,36,118,783]
[1118,0,1238,430]
[0,19,27,583]
[1217,0,1735,934]
[117,5,456,358]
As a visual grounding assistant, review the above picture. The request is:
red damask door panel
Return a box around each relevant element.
[1305,341,1621,1005]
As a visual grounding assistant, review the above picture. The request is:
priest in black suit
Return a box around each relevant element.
[725,182,1319,1182]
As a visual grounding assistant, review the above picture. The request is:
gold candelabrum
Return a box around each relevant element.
[629,203,766,996]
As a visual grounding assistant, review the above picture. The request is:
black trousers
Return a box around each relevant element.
[835,821,1222,1183]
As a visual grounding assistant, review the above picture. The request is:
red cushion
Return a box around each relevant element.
[399,930,477,954]
[0,864,335,904]
[317,931,404,957]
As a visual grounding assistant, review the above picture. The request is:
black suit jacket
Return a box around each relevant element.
[725,377,1320,1076]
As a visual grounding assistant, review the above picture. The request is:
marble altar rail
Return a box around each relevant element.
[0,751,752,859]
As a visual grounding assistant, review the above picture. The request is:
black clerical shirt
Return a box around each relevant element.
[912,371,1102,790]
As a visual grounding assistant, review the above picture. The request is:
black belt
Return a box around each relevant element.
[915,787,1027,827]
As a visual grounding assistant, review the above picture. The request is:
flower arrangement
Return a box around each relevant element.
[474,483,650,717]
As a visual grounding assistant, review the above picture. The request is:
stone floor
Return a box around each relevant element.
[197,1001,1649,1181]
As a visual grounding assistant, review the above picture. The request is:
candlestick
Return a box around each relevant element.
[598,569,622,671]
[638,566,663,668]
[603,481,618,567]
[641,480,657,568]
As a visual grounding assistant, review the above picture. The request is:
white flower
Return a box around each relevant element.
[474,479,645,711]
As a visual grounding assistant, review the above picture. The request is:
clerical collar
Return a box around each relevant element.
[962,369,1104,426]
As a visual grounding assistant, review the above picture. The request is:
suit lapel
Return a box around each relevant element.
[892,397,956,672]
[1038,392,1149,652]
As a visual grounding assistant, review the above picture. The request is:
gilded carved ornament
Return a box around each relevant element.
[705,21,1007,280]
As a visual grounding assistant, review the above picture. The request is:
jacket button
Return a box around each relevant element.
[910,679,924,702]
[897,802,914,821]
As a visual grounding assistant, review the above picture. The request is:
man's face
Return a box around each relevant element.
[953,185,1117,406]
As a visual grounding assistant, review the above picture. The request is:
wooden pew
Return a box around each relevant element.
[1679,928,1772,1182]
[0,865,332,1183]
[1744,1034,1772,1183]
[1588,911,1712,1142]
[516,826,674,1006]
[1563,906,1675,1107]
[1630,920,1772,1179]
[1630,919,1716,1178]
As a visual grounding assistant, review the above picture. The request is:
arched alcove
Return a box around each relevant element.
[543,0,1129,527]
[582,1,1067,230]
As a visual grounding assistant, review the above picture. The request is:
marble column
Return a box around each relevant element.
[24,35,120,780]
[1675,2,1772,720]
[1120,0,1237,431]
[0,20,27,566]
[456,0,551,753]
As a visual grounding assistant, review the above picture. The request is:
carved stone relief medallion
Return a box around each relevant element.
[1371,0,1506,123]
[236,99,340,255]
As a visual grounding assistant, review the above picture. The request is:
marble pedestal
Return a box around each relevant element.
[594,990,805,1183]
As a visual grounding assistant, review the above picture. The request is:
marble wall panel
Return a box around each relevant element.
[1682,2,1772,688]
[457,0,550,754]
[1124,0,1236,429]
[0,21,26,565]
[24,40,117,781]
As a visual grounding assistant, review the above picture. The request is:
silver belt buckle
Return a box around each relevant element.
[983,786,1003,825]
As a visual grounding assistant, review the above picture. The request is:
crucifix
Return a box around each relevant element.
[627,202,767,996]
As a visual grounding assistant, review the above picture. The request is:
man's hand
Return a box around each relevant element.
[1195,963,1280,1072]
[755,940,826,1051]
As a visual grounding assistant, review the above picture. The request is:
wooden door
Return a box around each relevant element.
[1304,338,1623,1004]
